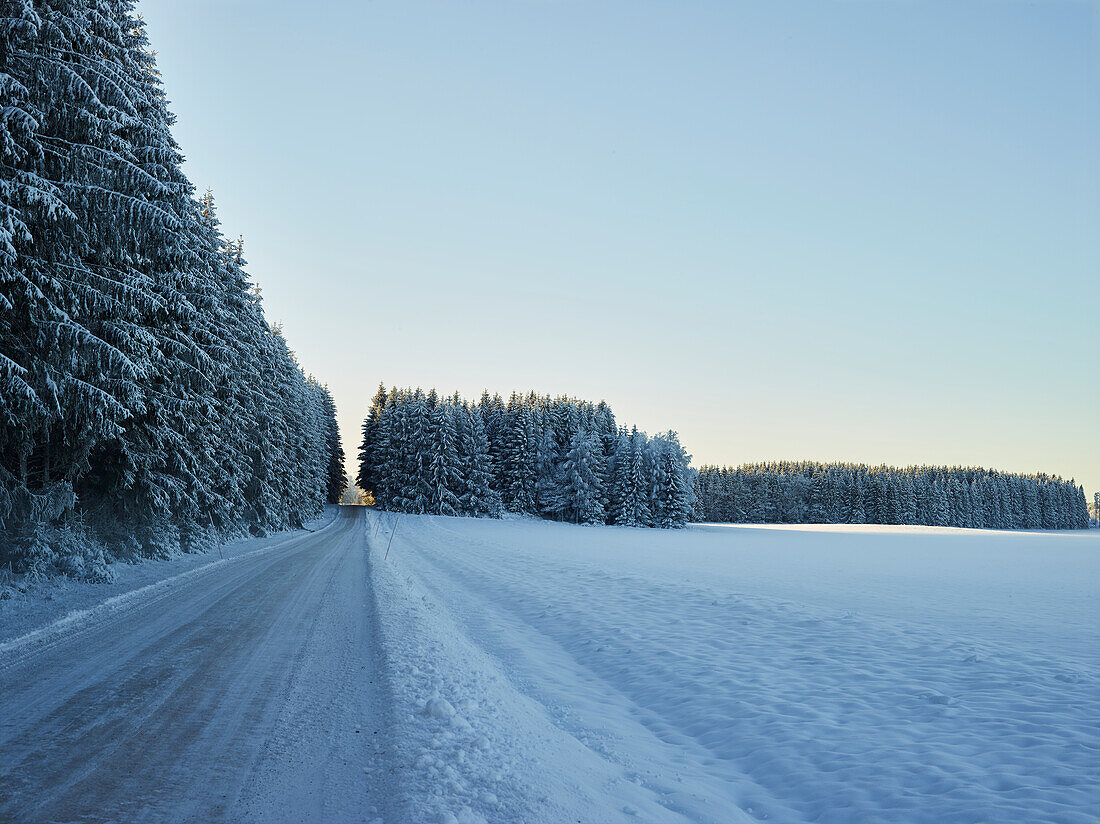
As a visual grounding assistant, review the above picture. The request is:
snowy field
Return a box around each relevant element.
[2,510,1096,823]
[369,513,1100,824]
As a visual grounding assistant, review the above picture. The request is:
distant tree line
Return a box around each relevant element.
[357,387,695,527]
[694,462,1090,529]
[0,1,344,580]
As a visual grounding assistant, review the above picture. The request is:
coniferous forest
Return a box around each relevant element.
[694,463,1090,530]
[0,2,345,580]
[0,1,1091,586]
[357,386,696,527]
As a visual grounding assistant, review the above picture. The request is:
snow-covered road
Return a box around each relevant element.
[1,507,391,824]
[2,509,1097,824]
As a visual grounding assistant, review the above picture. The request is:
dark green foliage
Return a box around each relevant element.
[359,389,695,528]
[694,462,1089,530]
[0,1,343,577]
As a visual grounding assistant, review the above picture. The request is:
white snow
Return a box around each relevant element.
[367,512,1100,824]
[3,509,1096,823]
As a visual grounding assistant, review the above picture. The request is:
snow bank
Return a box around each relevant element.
[368,513,1099,824]
[367,513,699,824]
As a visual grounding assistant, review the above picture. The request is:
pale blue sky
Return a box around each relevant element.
[141,0,1098,495]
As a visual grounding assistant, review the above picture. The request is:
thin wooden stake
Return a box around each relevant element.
[384,515,401,560]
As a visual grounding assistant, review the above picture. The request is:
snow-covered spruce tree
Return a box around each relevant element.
[191,191,255,535]
[693,463,1089,530]
[0,1,342,576]
[377,389,408,511]
[408,391,435,514]
[534,423,565,520]
[374,390,403,511]
[656,453,683,528]
[499,401,537,515]
[364,390,393,508]
[477,390,506,493]
[458,403,502,517]
[356,388,694,527]
[558,427,606,525]
[321,386,346,504]
[427,403,461,516]
[1,0,162,574]
[610,427,652,527]
[356,382,387,500]
[649,433,694,529]
[807,472,829,524]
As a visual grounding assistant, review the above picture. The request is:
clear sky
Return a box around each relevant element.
[140,0,1099,497]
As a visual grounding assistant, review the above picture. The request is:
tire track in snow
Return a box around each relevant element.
[0,506,388,824]
[364,510,712,824]
[0,508,342,669]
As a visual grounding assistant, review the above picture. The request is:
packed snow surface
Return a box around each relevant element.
[1,508,387,823]
[370,513,1099,824]
[2,508,1097,823]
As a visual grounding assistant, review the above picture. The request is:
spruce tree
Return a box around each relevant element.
[321,387,346,504]
[460,405,502,517]
[558,428,606,525]
[357,382,388,499]
[427,404,461,516]
[611,428,652,527]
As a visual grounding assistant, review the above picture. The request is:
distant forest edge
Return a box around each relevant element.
[0,5,345,580]
[1,5,1092,586]
[695,463,1090,530]
[355,386,1090,531]
[357,386,695,528]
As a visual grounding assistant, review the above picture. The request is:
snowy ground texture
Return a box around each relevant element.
[370,513,1099,824]
[2,508,1097,823]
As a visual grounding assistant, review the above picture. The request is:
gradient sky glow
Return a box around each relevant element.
[140,0,1099,496]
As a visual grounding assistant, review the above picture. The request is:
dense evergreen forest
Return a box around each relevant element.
[695,463,1090,529]
[0,2,1088,587]
[0,1,344,579]
[357,387,696,527]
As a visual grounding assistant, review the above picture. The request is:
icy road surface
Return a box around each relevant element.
[2,508,1098,823]
[0,507,391,823]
